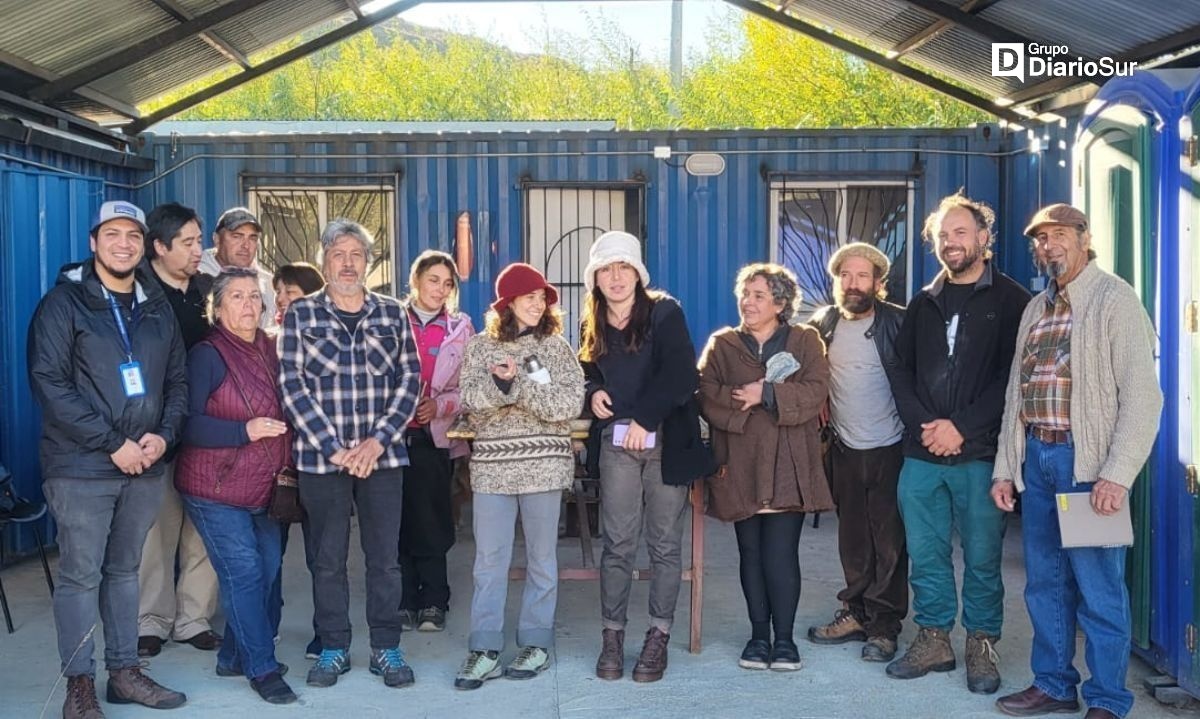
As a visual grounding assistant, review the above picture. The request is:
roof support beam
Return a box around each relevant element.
[892,0,1034,46]
[147,0,252,69]
[125,0,424,134]
[722,0,1023,123]
[345,0,365,19]
[0,49,141,119]
[30,0,274,102]
[888,0,998,59]
[1121,26,1200,63]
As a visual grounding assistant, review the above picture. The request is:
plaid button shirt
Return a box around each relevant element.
[279,290,421,474]
[1018,283,1072,430]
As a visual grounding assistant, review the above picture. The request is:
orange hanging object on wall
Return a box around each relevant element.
[454,211,474,279]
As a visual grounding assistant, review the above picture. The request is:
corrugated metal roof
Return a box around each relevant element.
[0,0,1197,129]
[146,120,621,134]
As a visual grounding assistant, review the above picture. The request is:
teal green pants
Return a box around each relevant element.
[897,457,1006,635]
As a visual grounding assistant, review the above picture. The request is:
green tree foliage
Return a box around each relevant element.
[141,11,988,128]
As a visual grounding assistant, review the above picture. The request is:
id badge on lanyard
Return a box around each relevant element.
[106,290,145,398]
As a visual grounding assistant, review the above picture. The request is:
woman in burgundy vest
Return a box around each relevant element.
[175,269,297,705]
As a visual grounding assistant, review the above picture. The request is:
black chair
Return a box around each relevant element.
[0,481,55,634]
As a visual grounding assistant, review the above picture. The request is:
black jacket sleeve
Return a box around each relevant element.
[156,320,189,450]
[888,298,937,432]
[26,293,126,454]
[631,299,698,430]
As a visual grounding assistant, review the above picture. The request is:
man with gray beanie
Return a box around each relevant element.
[805,242,908,663]
[279,219,421,690]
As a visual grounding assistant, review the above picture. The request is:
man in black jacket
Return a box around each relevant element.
[27,201,189,718]
[805,243,908,664]
[884,194,1031,696]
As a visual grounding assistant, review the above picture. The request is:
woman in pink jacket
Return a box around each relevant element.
[399,250,474,632]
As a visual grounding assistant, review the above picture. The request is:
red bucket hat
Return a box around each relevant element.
[491,263,559,314]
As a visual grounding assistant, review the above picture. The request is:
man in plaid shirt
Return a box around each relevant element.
[279,219,421,690]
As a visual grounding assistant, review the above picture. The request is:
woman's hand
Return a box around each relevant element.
[415,397,438,424]
[591,389,614,419]
[247,417,288,442]
[490,356,518,381]
[731,379,765,411]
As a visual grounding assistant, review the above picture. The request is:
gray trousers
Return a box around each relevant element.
[469,491,561,652]
[598,425,689,633]
[298,468,404,650]
[44,474,167,677]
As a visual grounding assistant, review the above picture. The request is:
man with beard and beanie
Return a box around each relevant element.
[992,205,1161,719]
[885,193,1031,695]
[27,201,189,718]
[279,219,422,689]
[805,243,908,664]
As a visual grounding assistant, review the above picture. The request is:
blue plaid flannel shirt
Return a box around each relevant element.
[279,290,421,474]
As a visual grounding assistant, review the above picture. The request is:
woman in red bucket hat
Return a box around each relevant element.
[452,263,586,690]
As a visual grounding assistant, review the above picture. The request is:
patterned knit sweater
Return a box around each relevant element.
[460,331,586,495]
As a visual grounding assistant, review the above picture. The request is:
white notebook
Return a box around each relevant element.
[1055,491,1133,549]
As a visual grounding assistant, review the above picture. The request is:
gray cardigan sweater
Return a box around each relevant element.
[993,261,1162,492]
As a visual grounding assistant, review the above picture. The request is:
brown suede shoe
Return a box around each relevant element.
[595,628,624,680]
[965,631,1001,694]
[64,675,105,719]
[180,630,221,651]
[136,636,163,658]
[807,609,867,645]
[885,626,956,679]
[106,667,186,709]
[995,685,1080,716]
[631,628,669,683]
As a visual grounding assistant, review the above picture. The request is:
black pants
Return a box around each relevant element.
[299,467,404,650]
[734,512,805,643]
[829,440,908,640]
[398,430,455,611]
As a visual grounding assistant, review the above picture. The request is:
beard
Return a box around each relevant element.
[835,288,874,315]
[97,257,136,280]
[938,243,982,275]
[329,278,364,295]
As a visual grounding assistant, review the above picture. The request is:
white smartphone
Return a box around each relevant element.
[612,423,656,449]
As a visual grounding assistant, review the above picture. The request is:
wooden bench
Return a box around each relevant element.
[447,418,706,653]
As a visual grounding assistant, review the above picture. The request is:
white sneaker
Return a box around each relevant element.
[454,651,501,690]
[505,646,550,679]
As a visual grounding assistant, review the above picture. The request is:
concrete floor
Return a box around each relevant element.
[0,507,1193,719]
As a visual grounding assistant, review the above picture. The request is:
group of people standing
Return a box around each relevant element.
[26,189,1160,719]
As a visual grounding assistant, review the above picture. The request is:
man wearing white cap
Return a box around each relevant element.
[199,206,277,330]
[28,201,189,717]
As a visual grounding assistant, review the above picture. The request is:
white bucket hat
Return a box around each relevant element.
[584,230,650,292]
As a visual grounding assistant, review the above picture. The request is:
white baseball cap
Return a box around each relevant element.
[91,200,148,235]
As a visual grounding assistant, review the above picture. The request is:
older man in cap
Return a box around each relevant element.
[28,201,189,717]
[992,204,1161,719]
[199,206,277,330]
[806,243,909,663]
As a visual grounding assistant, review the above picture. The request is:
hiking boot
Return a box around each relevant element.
[454,650,501,690]
[306,649,350,688]
[631,628,669,683]
[885,627,956,679]
[370,647,415,688]
[505,646,550,679]
[105,667,186,709]
[595,628,624,680]
[64,675,105,719]
[304,635,322,660]
[250,671,298,705]
[398,609,418,632]
[769,639,802,672]
[738,638,771,670]
[995,685,1080,716]
[862,636,898,662]
[807,609,867,645]
[417,607,446,632]
[966,631,1001,694]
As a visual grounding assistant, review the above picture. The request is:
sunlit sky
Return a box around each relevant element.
[363,1,732,63]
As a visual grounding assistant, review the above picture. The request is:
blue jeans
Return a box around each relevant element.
[43,475,166,676]
[182,495,283,680]
[1020,435,1133,717]
[897,458,1006,634]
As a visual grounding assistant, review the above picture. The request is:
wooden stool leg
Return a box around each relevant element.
[35,527,54,596]
[573,480,594,569]
[0,572,13,634]
[688,480,704,654]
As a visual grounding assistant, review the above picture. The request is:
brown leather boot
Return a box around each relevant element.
[885,626,956,679]
[63,675,105,719]
[106,667,186,709]
[595,628,624,680]
[631,627,669,683]
[965,631,1001,694]
[807,609,867,645]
